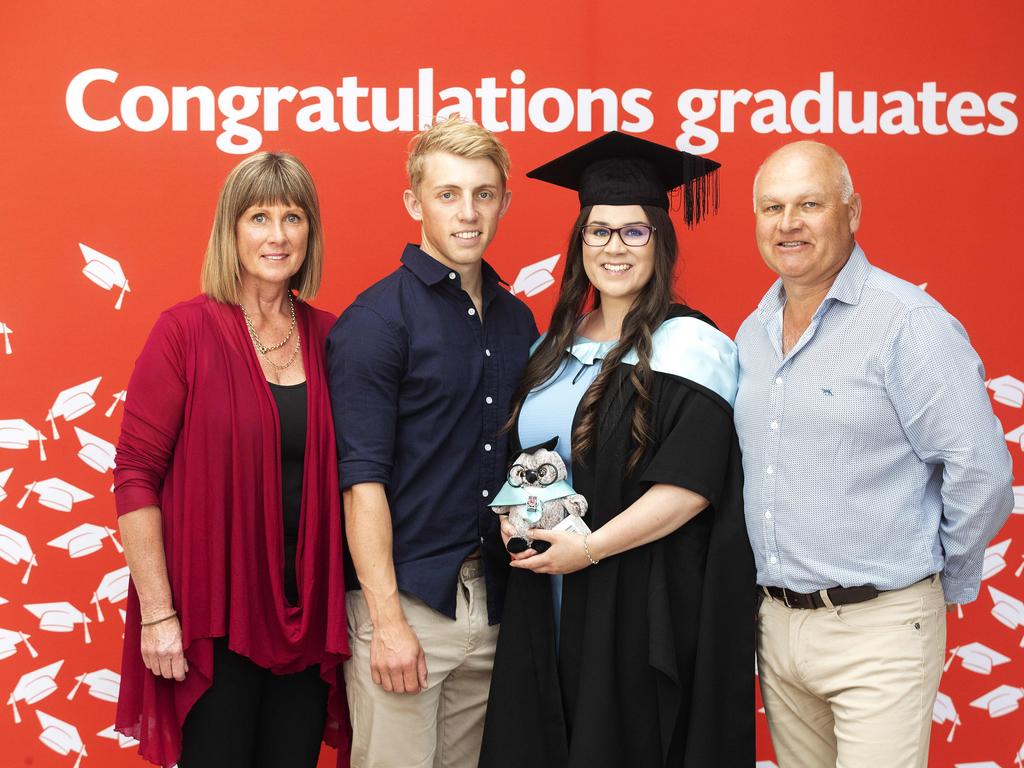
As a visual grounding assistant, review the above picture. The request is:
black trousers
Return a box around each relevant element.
[179,638,328,768]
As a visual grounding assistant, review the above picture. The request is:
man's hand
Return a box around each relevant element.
[370,619,428,694]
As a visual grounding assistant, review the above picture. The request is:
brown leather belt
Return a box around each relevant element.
[761,584,880,610]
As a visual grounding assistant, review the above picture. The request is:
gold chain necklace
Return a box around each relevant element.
[240,292,295,354]
[240,293,301,370]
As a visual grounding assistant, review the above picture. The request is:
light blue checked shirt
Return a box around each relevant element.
[735,245,1013,603]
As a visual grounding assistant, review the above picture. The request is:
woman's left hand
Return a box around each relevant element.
[508,529,594,575]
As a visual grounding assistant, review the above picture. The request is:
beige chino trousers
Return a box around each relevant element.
[344,559,498,768]
[757,576,947,768]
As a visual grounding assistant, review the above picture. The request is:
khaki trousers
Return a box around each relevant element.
[343,559,498,768]
[757,576,946,768]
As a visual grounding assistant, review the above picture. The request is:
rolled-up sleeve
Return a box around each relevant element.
[113,312,189,516]
[884,306,1015,603]
[326,304,406,490]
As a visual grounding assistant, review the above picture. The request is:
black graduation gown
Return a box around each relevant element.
[479,305,755,768]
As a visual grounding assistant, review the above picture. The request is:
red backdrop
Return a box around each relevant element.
[2,2,1022,766]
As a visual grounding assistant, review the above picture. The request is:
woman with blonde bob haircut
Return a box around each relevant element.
[113,151,351,768]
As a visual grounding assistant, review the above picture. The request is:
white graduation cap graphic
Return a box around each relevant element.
[756,763,779,768]
[989,375,1024,409]
[73,427,115,473]
[1016,740,1024,768]
[93,565,130,622]
[24,602,92,644]
[96,724,138,749]
[0,523,37,583]
[917,282,928,291]
[0,595,6,605]
[0,467,12,503]
[944,642,1011,675]
[955,763,1003,768]
[36,709,88,766]
[18,478,94,512]
[1013,486,1024,516]
[933,691,960,742]
[0,419,47,460]
[988,586,1024,641]
[80,242,130,310]
[67,669,119,702]
[7,660,63,723]
[984,539,1012,580]
[1006,424,1024,452]
[970,684,1024,718]
[46,377,102,439]
[0,628,38,660]
[105,390,127,418]
[511,254,561,297]
[0,321,12,355]
[48,523,122,559]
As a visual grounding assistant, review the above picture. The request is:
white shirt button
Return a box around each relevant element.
[480,536,485,543]
[448,272,457,280]
[769,555,778,564]
[485,396,493,404]
[468,307,476,316]
[765,510,772,519]
[484,443,492,451]
[770,421,779,430]
[485,349,491,357]
[775,377,784,385]
[481,489,489,498]
[766,465,774,475]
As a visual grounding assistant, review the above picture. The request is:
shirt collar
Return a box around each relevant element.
[567,336,617,365]
[756,242,870,326]
[400,243,507,291]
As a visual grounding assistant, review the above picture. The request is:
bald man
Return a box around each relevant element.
[734,141,1013,768]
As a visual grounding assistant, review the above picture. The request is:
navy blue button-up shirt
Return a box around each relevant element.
[327,244,538,623]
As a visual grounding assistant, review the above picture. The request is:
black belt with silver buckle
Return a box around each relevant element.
[761,584,880,610]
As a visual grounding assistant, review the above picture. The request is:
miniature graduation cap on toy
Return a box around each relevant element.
[36,709,88,766]
[8,660,63,723]
[526,130,721,226]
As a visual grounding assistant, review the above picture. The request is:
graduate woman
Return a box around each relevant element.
[479,133,754,767]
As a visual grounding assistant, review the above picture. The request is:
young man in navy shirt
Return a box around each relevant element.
[327,116,538,768]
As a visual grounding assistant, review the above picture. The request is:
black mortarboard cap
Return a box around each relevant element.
[526,131,720,226]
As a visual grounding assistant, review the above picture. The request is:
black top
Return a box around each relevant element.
[326,244,539,623]
[480,305,755,768]
[268,380,307,606]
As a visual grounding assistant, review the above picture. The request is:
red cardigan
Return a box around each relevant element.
[113,295,350,767]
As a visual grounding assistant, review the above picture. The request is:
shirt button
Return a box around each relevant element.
[766,465,774,475]
[480,536,485,543]
[448,272,457,280]
[775,377,783,385]
[481,489,489,498]
[484,443,492,451]
[485,349,491,357]
[770,421,779,430]
[485,396,493,404]
[764,510,772,519]
[468,307,476,316]
[769,555,778,564]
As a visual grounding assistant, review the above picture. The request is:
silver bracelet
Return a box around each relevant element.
[583,534,600,566]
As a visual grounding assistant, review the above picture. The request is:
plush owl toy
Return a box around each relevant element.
[488,437,589,554]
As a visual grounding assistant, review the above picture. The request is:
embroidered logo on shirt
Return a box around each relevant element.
[821,388,833,396]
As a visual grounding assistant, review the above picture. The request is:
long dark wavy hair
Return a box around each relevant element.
[507,204,679,475]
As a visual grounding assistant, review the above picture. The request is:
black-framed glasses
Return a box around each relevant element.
[580,223,656,248]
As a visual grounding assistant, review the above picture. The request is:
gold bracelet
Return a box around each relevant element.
[583,534,600,566]
[141,610,177,627]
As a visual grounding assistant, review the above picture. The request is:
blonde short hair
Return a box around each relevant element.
[201,152,324,303]
[407,116,510,192]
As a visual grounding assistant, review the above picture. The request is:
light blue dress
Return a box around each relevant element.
[518,336,617,646]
